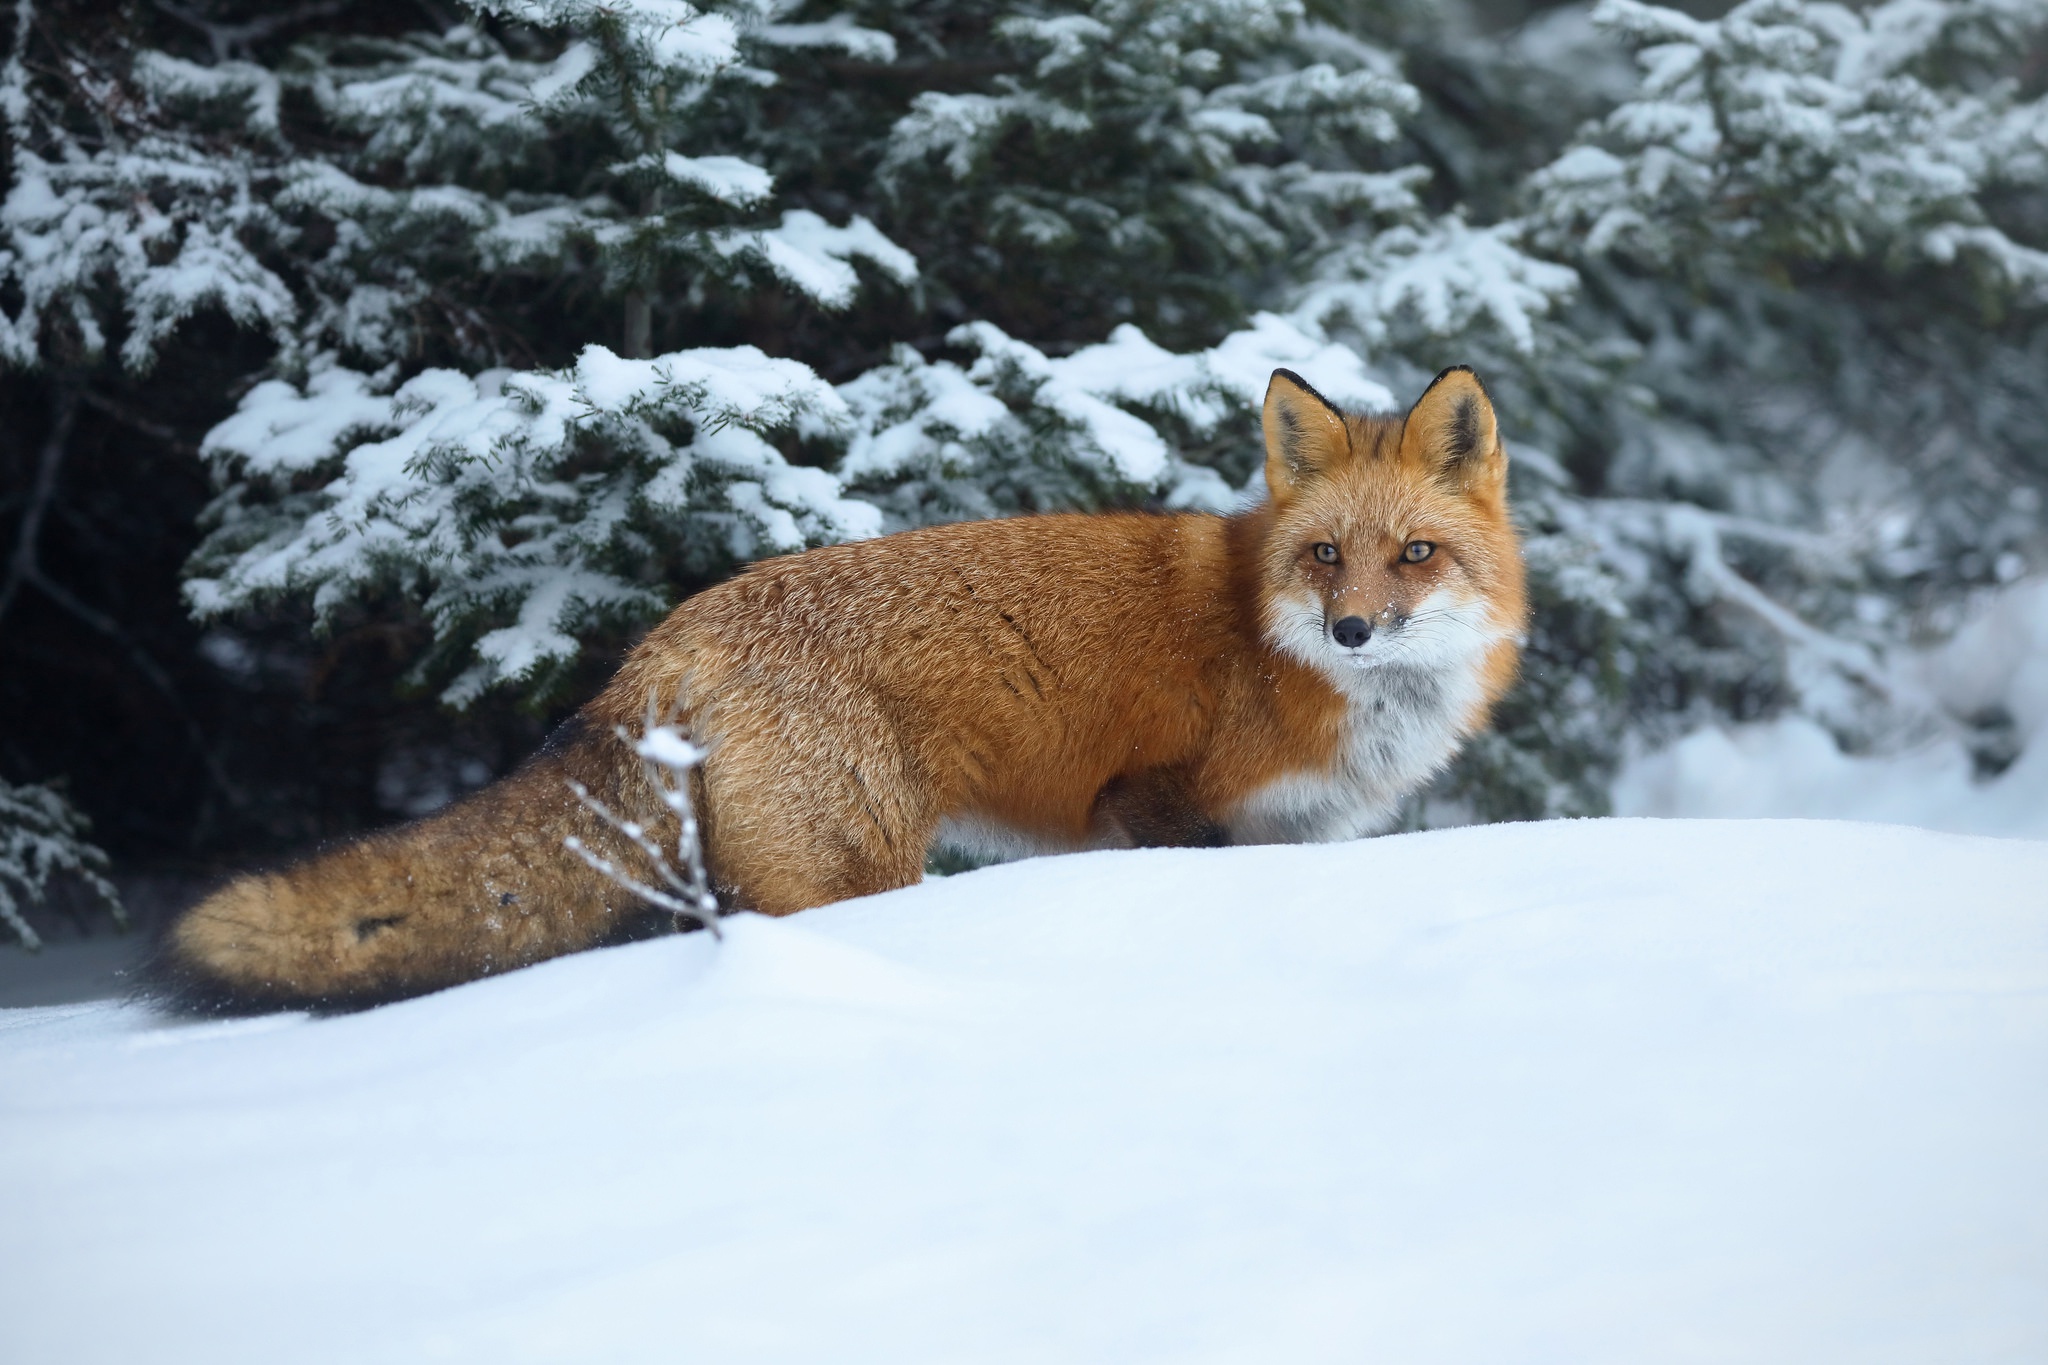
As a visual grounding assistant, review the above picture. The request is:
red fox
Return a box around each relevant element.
[163,366,1527,1007]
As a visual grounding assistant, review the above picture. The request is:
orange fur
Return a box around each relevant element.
[163,366,1526,1008]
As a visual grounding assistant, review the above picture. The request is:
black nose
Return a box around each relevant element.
[1331,615,1372,649]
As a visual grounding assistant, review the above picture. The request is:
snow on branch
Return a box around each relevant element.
[313,29,552,177]
[0,779,124,951]
[1203,61,1416,144]
[717,210,918,310]
[882,91,1093,182]
[1296,216,1579,354]
[276,13,920,362]
[1661,504,1893,699]
[837,311,1392,523]
[754,14,897,63]
[0,44,298,372]
[611,151,777,207]
[1530,0,2048,291]
[472,0,745,80]
[1542,489,1905,723]
[188,345,879,705]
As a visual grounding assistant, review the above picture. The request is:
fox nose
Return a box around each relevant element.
[1331,615,1372,649]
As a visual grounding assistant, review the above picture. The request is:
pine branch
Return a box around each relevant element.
[148,0,351,63]
[78,389,201,457]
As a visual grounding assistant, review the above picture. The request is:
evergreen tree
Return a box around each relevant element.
[4,0,2045,901]
[181,0,920,702]
[185,0,1510,706]
[1511,0,2048,779]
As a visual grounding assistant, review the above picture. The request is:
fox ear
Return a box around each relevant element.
[1400,366,1502,493]
[1262,369,1351,502]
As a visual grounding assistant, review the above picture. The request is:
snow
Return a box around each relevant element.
[1537,0,2048,279]
[834,309,1396,519]
[885,90,1092,181]
[1614,716,2048,839]
[756,14,899,63]
[4,818,2046,1363]
[666,152,775,206]
[570,341,845,429]
[0,780,121,951]
[0,138,296,371]
[188,344,875,702]
[480,0,743,77]
[723,210,919,310]
[1296,216,1580,354]
[525,37,595,104]
[633,725,704,770]
[132,52,281,136]
[1066,312,1394,426]
[1616,579,2048,841]
[610,151,776,206]
[198,366,397,474]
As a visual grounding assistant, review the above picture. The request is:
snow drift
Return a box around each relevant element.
[1617,579,2048,840]
[3,817,2045,1363]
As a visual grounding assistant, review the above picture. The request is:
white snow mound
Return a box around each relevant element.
[3,818,2045,1363]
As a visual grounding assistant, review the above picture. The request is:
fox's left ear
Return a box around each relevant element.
[1400,366,1504,493]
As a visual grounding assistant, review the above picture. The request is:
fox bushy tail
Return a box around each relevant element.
[160,717,670,1009]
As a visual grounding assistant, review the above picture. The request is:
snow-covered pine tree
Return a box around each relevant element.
[829,0,1577,533]
[1506,0,2048,783]
[0,0,298,376]
[181,0,917,703]
[12,0,2043,864]
[0,779,123,948]
[189,0,1577,709]
[0,0,312,860]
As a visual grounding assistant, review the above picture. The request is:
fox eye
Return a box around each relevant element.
[1311,542,1339,565]
[1403,540,1436,564]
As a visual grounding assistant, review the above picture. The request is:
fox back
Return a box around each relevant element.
[162,366,1526,1008]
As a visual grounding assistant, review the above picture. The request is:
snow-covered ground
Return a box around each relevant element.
[1617,579,2048,840]
[3,818,2044,1363]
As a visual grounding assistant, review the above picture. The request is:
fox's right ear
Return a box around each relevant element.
[1262,369,1351,503]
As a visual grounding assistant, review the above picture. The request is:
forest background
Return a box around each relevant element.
[2,0,2044,947]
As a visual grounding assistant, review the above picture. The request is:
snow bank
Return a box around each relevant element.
[3,819,2045,1363]
[1616,579,2048,839]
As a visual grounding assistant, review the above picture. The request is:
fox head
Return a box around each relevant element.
[1255,366,1527,702]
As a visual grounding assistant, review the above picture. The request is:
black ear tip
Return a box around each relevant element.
[1266,368,1342,415]
[1428,363,1481,388]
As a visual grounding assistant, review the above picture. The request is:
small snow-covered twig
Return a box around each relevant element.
[563,693,723,938]
[566,781,686,895]
[561,834,701,921]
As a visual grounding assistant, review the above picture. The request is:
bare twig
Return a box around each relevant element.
[565,781,686,896]
[18,564,244,805]
[561,833,702,921]
[0,381,245,807]
[0,378,78,627]
[78,388,200,457]
[564,693,722,937]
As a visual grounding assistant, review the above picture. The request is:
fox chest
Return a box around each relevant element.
[1221,669,1471,845]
